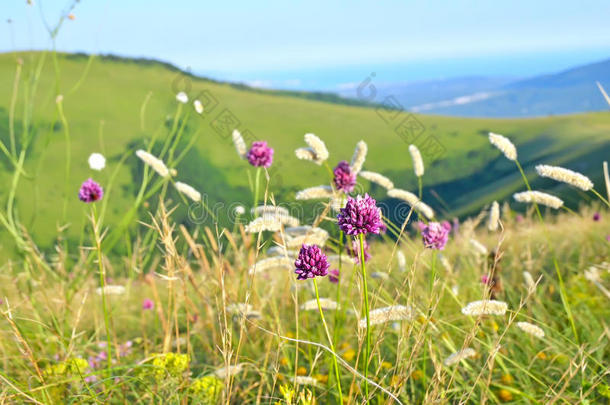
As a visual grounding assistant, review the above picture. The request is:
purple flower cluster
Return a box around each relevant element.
[593,212,601,221]
[294,244,330,280]
[333,160,356,193]
[337,194,383,236]
[142,298,154,310]
[328,269,340,284]
[247,141,274,168]
[418,221,451,250]
[348,238,371,263]
[78,178,103,203]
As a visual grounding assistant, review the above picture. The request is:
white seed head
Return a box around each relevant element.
[245,216,282,233]
[285,228,329,248]
[523,271,536,291]
[444,348,477,366]
[214,364,244,379]
[301,298,338,311]
[234,205,246,215]
[387,188,435,219]
[193,99,203,114]
[304,133,329,164]
[294,376,320,387]
[488,201,500,231]
[358,305,414,328]
[535,164,593,191]
[349,140,368,174]
[461,300,508,316]
[469,238,489,256]
[295,147,317,163]
[88,153,106,171]
[249,256,294,275]
[174,181,201,202]
[295,185,334,200]
[513,190,564,209]
[330,195,347,212]
[489,132,517,161]
[135,150,170,178]
[516,321,545,338]
[408,144,424,177]
[359,170,394,190]
[232,130,248,159]
[261,212,299,227]
[176,91,188,104]
[96,285,125,296]
[252,205,290,217]
[396,251,406,272]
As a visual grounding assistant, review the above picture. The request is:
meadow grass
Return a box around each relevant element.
[1,22,610,404]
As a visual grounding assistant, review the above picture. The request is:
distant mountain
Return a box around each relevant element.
[344,59,610,118]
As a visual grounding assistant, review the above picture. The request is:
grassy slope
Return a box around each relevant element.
[0,51,609,250]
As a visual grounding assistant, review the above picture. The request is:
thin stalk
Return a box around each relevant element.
[313,279,343,404]
[359,233,371,399]
[92,205,112,371]
[417,176,423,200]
[515,160,578,342]
[253,167,261,212]
[590,189,610,208]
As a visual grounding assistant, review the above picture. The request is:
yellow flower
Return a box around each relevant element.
[285,331,295,339]
[498,389,513,401]
[390,375,402,387]
[280,357,289,367]
[491,321,499,332]
[343,349,356,362]
[381,361,392,370]
[314,373,328,384]
[410,370,423,381]
[500,374,514,385]
[296,366,307,376]
[339,342,351,351]
[536,351,547,360]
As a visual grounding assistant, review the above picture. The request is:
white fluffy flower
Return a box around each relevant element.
[469,238,488,256]
[461,300,508,316]
[235,205,246,216]
[358,305,413,328]
[295,185,334,200]
[232,130,247,159]
[359,171,394,190]
[245,216,282,233]
[193,99,203,114]
[303,133,329,164]
[513,190,564,209]
[176,91,188,104]
[488,201,500,231]
[489,132,517,161]
[300,298,338,311]
[249,257,294,275]
[88,153,106,171]
[135,150,170,178]
[349,140,367,174]
[516,321,545,338]
[535,164,593,191]
[444,348,477,366]
[174,181,201,202]
[96,285,125,296]
[408,144,424,177]
[214,364,244,378]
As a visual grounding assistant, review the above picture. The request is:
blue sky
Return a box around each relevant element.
[3,0,610,89]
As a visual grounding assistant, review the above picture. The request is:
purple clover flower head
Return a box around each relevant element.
[418,221,451,250]
[247,141,274,168]
[78,178,103,203]
[337,194,383,236]
[333,160,356,193]
[593,212,601,221]
[481,274,490,284]
[142,298,154,310]
[294,244,330,280]
[328,269,340,284]
[348,238,371,263]
[515,214,524,223]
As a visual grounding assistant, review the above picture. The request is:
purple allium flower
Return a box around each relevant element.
[379,221,388,234]
[294,244,330,280]
[247,141,274,168]
[328,269,340,284]
[481,274,490,284]
[418,221,451,250]
[348,238,371,263]
[78,178,103,203]
[333,160,356,193]
[142,298,154,310]
[516,214,524,223]
[337,194,383,236]
[593,212,601,221]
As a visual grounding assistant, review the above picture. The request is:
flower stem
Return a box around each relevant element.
[591,189,610,208]
[253,167,261,213]
[359,233,371,399]
[417,176,423,200]
[313,279,343,404]
[92,205,113,371]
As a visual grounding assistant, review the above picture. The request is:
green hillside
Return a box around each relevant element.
[1,51,609,253]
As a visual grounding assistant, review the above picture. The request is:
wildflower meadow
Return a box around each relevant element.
[1,10,610,405]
